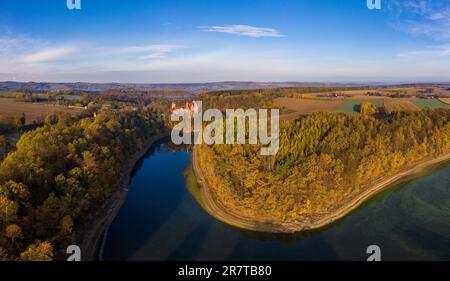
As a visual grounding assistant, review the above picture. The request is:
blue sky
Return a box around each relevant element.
[0,0,450,83]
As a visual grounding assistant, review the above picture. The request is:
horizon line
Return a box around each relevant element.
[1,80,450,86]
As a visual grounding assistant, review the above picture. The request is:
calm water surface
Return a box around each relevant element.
[103,139,450,261]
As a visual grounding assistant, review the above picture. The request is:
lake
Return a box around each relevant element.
[102,138,450,261]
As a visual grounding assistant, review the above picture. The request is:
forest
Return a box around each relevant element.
[197,109,450,223]
[0,108,165,260]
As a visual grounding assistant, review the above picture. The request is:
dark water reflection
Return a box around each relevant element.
[103,139,450,261]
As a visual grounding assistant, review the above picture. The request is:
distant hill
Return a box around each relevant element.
[3,81,449,94]
[0,81,371,92]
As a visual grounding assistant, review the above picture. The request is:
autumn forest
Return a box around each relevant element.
[197,109,450,225]
[0,108,165,260]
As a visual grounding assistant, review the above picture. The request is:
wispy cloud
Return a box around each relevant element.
[0,36,44,53]
[116,44,182,59]
[20,47,78,63]
[398,44,450,58]
[199,24,285,38]
[0,34,186,81]
[388,0,450,40]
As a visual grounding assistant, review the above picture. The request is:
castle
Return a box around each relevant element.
[170,101,200,117]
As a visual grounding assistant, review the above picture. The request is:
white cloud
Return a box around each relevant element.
[20,47,78,63]
[199,24,285,38]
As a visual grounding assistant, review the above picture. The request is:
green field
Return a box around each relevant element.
[333,99,384,113]
[410,99,450,109]
[58,94,83,101]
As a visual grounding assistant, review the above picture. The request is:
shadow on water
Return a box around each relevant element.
[103,138,192,260]
[360,159,450,206]
[400,225,450,260]
[165,223,212,260]
[220,223,332,243]
[129,137,191,180]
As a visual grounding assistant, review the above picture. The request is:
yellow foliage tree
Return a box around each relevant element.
[360,102,377,114]
[20,241,54,261]
[5,224,23,244]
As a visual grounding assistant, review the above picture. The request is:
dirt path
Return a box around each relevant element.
[193,147,450,233]
[79,132,170,261]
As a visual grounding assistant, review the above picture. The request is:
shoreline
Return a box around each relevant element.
[192,147,450,233]
[79,132,170,261]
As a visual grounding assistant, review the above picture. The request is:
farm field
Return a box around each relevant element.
[350,95,386,99]
[333,99,384,113]
[58,94,83,101]
[307,86,450,98]
[384,99,419,113]
[273,97,343,120]
[434,88,450,97]
[0,98,83,124]
[410,99,450,109]
[440,98,450,105]
[308,87,420,97]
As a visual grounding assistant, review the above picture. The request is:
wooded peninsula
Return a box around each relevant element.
[194,109,450,232]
